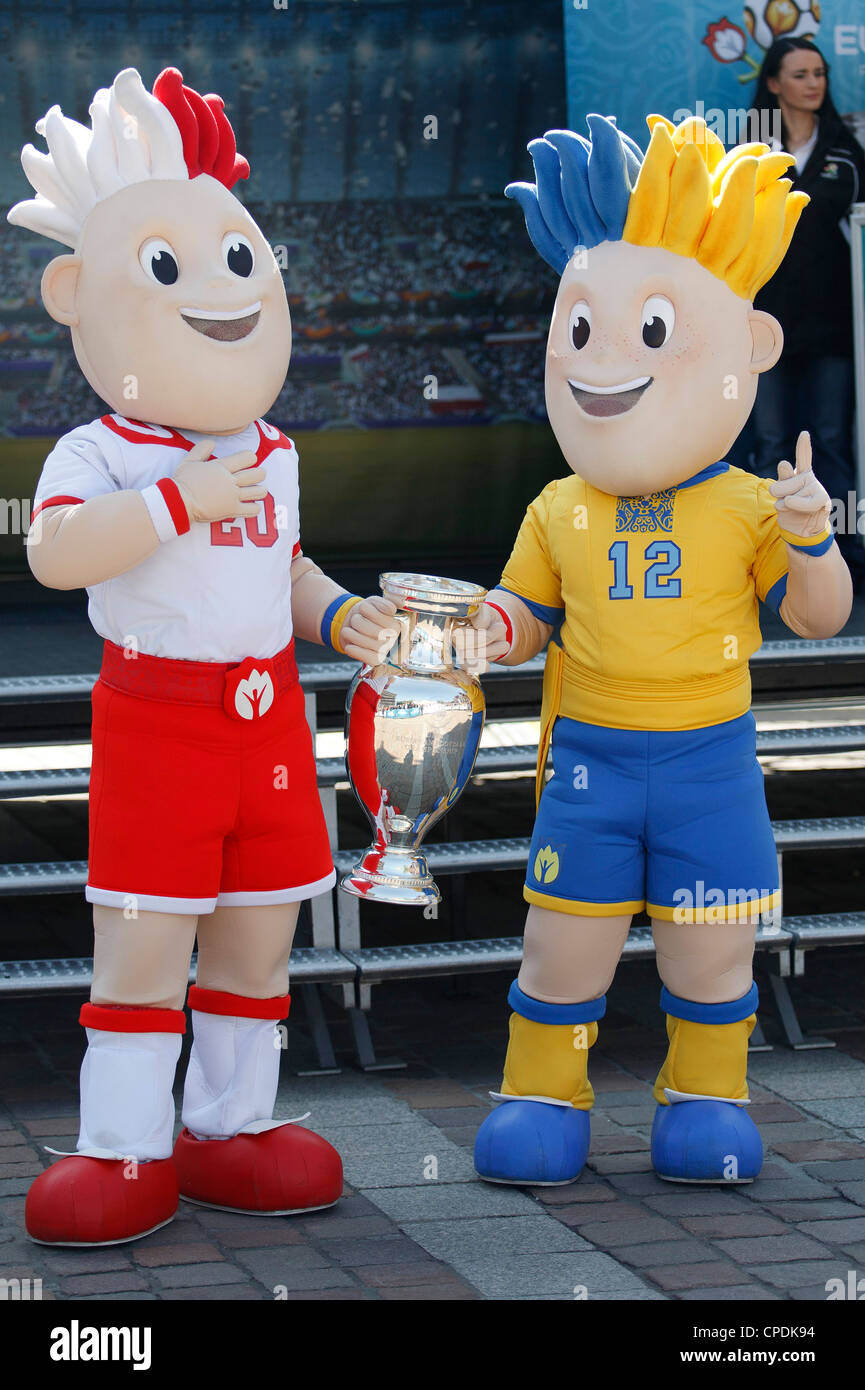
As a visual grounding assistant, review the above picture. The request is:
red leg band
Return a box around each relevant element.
[79,1003,186,1033]
[187,985,291,1021]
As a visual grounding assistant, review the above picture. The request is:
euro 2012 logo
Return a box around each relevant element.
[703,4,821,82]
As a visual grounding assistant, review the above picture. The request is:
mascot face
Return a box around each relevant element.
[53,176,291,434]
[505,113,810,501]
[8,67,291,435]
[545,239,781,497]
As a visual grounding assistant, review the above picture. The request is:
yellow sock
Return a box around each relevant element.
[653,1013,755,1106]
[501,1012,598,1110]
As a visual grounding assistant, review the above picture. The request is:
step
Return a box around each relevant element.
[5,726,865,802]
[782,912,865,949]
[0,946,355,997]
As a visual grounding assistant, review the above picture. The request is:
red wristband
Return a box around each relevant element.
[156,477,191,536]
[485,599,513,655]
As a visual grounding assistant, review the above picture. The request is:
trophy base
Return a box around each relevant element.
[339,848,441,908]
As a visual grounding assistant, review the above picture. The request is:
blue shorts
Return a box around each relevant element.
[525,714,778,923]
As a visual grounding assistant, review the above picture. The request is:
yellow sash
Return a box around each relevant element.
[535,641,564,810]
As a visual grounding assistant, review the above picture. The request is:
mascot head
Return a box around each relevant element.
[8,68,291,434]
[506,115,808,495]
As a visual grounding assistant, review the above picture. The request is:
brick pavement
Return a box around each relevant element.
[2,951,865,1301]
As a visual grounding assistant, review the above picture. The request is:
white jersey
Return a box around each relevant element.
[32,414,301,662]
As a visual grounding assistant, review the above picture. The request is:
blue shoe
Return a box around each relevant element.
[651,1099,763,1183]
[474,1100,590,1185]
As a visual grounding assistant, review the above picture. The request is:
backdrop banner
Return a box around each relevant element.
[563,0,865,150]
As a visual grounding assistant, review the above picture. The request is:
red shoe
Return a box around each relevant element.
[174,1124,343,1215]
[26,1155,178,1246]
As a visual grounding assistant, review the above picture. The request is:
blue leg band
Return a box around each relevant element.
[508,979,606,1025]
[659,981,759,1025]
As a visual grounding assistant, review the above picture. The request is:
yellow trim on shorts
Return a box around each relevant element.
[648,890,780,924]
[524,887,645,917]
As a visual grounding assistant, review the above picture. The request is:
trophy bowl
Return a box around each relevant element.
[340,572,487,907]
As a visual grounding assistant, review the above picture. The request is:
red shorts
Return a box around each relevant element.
[86,643,335,915]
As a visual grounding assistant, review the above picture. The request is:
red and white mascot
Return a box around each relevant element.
[9,67,399,1245]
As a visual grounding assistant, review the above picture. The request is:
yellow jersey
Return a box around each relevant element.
[499,462,794,731]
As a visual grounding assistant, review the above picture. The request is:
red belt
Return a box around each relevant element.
[99,638,299,722]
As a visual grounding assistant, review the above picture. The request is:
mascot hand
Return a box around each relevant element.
[452,601,511,674]
[769,431,832,539]
[174,440,268,524]
[338,595,400,664]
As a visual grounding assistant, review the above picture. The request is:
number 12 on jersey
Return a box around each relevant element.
[608,540,682,599]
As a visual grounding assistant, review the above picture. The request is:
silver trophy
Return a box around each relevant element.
[341,572,487,907]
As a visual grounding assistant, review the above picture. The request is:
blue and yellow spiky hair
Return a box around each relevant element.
[505,113,809,301]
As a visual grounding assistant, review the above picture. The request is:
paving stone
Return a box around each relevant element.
[0,1179,36,1198]
[592,1088,653,1107]
[610,1238,716,1268]
[759,1121,837,1143]
[680,1213,788,1238]
[0,1134,31,1149]
[415,1106,490,1128]
[58,1272,151,1295]
[837,1181,865,1204]
[589,1133,650,1155]
[746,1260,855,1289]
[550,1200,650,1226]
[641,1261,746,1291]
[587,1152,656,1175]
[714,1232,832,1263]
[444,1251,652,1299]
[376,1282,481,1300]
[798,1099,865,1129]
[677,1285,781,1300]
[212,1226,309,1248]
[530,1178,614,1205]
[161,1284,263,1300]
[575,1217,688,1248]
[402,1215,591,1262]
[325,1235,440,1267]
[764,1198,864,1222]
[232,1244,342,1288]
[296,1215,396,1240]
[41,1249,133,1274]
[343,1148,477,1189]
[150,1262,250,1289]
[20,1118,78,1137]
[367,1181,537,1223]
[643,1191,755,1217]
[358,1260,469,1288]
[770,1141,865,1162]
[802,1159,865,1182]
[793,1216,865,1244]
[381,1080,482,1108]
[738,1177,834,1201]
[134,1242,225,1267]
[747,1101,807,1123]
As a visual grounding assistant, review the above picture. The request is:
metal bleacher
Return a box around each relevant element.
[2,636,865,1066]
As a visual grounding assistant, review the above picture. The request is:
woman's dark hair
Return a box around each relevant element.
[751,38,843,148]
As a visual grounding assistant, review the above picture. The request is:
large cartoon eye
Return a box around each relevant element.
[138,237,179,286]
[568,300,591,350]
[222,233,255,278]
[641,295,675,348]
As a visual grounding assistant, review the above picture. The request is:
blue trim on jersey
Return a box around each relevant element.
[763,574,788,614]
[320,596,348,649]
[660,982,759,1025]
[786,531,835,557]
[494,585,565,626]
[508,980,607,1025]
[677,461,730,490]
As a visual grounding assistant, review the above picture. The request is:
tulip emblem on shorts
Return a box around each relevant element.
[224,658,276,722]
[534,845,559,885]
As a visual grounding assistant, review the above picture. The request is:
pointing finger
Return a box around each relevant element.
[795,430,813,475]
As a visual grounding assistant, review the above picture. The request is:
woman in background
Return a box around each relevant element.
[748,37,865,584]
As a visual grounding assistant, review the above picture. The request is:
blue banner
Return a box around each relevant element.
[564,0,865,151]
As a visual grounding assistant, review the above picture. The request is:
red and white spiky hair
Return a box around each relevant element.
[7,67,250,249]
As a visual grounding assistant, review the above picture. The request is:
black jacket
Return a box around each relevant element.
[754,113,865,360]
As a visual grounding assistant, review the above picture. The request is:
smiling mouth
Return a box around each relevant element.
[568,376,652,417]
[180,302,262,341]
